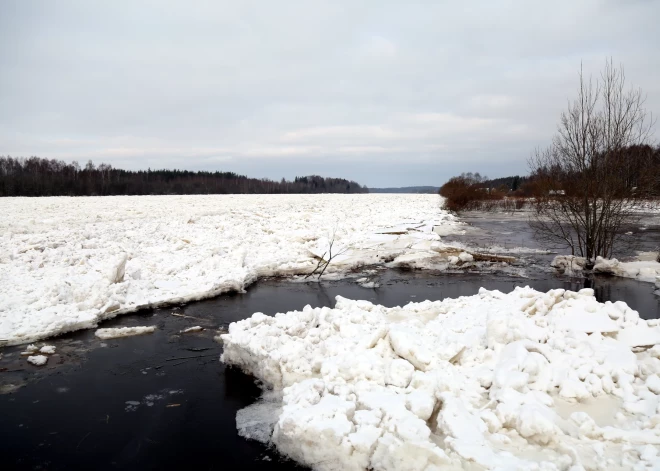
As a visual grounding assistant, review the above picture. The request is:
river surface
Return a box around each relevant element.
[1,212,659,470]
[444,209,660,262]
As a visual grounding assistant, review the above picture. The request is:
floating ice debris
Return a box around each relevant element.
[27,355,48,366]
[180,326,203,333]
[94,326,156,340]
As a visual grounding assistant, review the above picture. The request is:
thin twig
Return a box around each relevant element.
[305,250,328,279]
[77,431,91,451]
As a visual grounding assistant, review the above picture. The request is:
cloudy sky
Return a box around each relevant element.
[1,0,658,187]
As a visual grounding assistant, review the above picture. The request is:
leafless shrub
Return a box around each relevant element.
[439,173,506,212]
[306,225,350,280]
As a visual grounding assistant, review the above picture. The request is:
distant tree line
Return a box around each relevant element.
[528,144,660,198]
[479,175,529,192]
[439,144,660,212]
[443,144,660,198]
[0,156,369,196]
[368,186,439,194]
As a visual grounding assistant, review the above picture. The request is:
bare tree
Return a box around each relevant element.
[529,59,655,265]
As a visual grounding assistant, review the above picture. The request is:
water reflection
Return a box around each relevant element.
[566,274,613,303]
[562,274,659,319]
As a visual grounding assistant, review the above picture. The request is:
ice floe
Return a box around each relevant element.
[94,326,156,340]
[27,355,48,366]
[39,345,56,354]
[0,194,461,345]
[222,286,660,470]
[180,326,204,333]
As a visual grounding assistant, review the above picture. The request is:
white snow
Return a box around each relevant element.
[222,287,660,470]
[94,326,156,340]
[39,345,56,354]
[552,254,660,283]
[617,324,660,347]
[0,195,461,345]
[27,355,48,366]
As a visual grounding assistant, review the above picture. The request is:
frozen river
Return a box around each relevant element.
[1,268,659,470]
[2,199,660,470]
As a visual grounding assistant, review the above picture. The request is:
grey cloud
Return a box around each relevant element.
[1,0,658,187]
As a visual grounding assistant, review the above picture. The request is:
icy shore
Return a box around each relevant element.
[552,255,660,287]
[222,287,660,470]
[0,194,460,345]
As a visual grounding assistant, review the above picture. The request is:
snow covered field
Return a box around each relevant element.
[0,194,460,345]
[222,287,660,470]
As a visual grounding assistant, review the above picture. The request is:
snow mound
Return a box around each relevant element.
[0,195,461,345]
[222,287,660,470]
[94,326,156,340]
[27,355,48,366]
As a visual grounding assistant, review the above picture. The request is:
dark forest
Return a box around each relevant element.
[0,156,368,196]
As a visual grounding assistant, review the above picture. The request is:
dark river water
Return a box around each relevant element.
[1,213,659,471]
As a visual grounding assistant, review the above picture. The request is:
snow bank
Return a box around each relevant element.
[222,287,660,470]
[552,255,660,283]
[0,195,461,345]
[94,326,156,340]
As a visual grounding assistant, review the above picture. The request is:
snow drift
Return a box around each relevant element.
[222,287,660,470]
[0,194,461,345]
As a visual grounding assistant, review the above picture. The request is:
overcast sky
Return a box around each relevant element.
[1,0,658,187]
